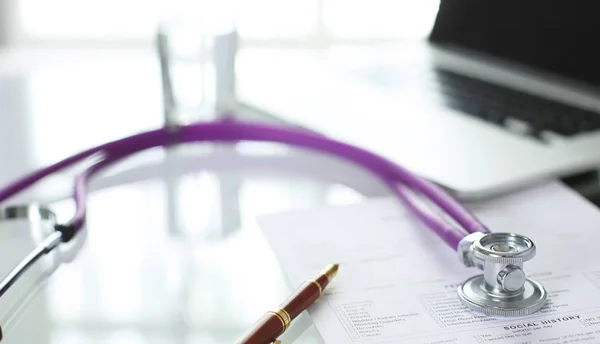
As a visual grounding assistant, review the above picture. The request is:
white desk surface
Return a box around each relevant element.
[0,46,394,343]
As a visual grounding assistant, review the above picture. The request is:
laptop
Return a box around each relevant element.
[237,1,600,199]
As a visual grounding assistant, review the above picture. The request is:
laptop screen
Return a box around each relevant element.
[429,1,600,88]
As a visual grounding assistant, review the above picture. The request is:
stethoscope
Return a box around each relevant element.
[0,119,547,320]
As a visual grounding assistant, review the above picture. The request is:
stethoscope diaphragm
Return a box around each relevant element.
[457,232,547,316]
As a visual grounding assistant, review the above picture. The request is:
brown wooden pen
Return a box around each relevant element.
[236,264,339,344]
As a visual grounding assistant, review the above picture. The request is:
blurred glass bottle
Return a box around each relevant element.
[155,1,243,243]
[0,0,17,46]
[157,0,238,127]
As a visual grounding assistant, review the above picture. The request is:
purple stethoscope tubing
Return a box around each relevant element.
[0,120,489,249]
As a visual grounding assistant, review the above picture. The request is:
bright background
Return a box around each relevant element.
[4,0,440,47]
[0,1,442,343]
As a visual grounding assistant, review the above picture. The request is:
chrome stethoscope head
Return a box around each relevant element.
[457,232,547,317]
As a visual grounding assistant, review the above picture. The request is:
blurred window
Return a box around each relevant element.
[16,0,439,46]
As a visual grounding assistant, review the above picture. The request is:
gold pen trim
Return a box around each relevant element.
[310,279,323,294]
[266,311,287,331]
[277,308,291,330]
[242,265,338,344]
[267,308,291,331]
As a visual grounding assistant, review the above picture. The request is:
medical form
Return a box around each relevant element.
[259,182,600,344]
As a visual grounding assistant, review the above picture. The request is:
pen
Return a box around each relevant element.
[236,264,339,344]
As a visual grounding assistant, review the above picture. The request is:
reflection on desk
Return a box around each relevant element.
[0,133,392,343]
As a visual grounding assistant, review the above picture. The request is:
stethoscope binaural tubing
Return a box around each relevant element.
[0,119,489,299]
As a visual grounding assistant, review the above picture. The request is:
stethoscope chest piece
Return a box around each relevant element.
[457,232,547,317]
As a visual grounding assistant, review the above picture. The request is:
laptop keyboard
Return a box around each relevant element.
[348,62,600,141]
[432,69,600,140]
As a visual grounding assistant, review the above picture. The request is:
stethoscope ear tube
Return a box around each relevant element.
[0,121,487,248]
[0,232,62,301]
[0,206,64,341]
[71,121,487,249]
[5,120,546,322]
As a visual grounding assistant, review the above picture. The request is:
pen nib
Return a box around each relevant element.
[322,264,339,281]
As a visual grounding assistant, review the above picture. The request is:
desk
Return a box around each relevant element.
[3,45,598,344]
[0,47,392,343]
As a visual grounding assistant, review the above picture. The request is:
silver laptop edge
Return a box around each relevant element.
[237,42,600,200]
